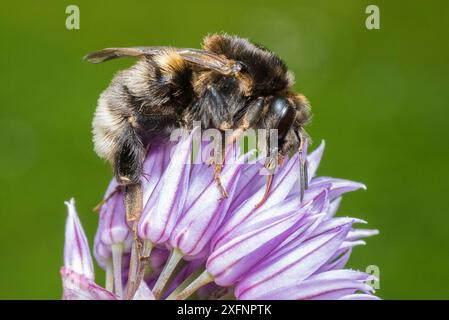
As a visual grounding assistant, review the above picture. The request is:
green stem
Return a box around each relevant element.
[111,243,124,298]
[168,270,214,300]
[165,266,204,299]
[105,259,114,292]
[152,248,184,299]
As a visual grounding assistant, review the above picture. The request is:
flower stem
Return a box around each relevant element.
[152,248,183,299]
[165,266,204,299]
[105,259,114,292]
[168,270,214,300]
[111,243,124,298]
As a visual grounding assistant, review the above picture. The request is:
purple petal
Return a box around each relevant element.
[213,193,302,250]
[326,197,342,219]
[185,166,214,209]
[149,247,170,271]
[222,187,329,252]
[207,209,306,286]
[266,190,330,255]
[307,140,325,180]
[64,199,94,280]
[234,222,351,299]
[170,156,243,257]
[310,217,365,238]
[347,229,379,241]
[61,267,116,300]
[238,269,373,300]
[138,132,194,244]
[339,294,381,300]
[316,248,352,273]
[340,240,366,251]
[212,154,300,248]
[141,143,171,204]
[306,177,366,203]
[228,163,266,213]
[94,181,132,266]
[93,233,110,269]
[253,213,324,272]
[184,141,216,209]
[133,281,155,300]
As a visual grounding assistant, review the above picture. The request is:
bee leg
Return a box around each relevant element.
[207,159,228,198]
[92,185,121,213]
[124,182,143,230]
[207,132,229,199]
[123,182,144,270]
[255,153,285,208]
[296,131,309,202]
[213,139,229,198]
[123,182,144,299]
[214,162,228,199]
[113,117,145,224]
[111,123,146,298]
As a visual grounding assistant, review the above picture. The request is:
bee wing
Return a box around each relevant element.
[84,47,241,75]
[176,48,241,75]
[83,47,152,63]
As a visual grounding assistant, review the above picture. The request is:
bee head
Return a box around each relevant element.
[203,34,294,97]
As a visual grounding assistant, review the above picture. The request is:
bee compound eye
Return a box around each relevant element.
[270,97,289,118]
[270,97,295,140]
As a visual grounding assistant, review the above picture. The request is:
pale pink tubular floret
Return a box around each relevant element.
[317,248,353,273]
[307,140,325,181]
[238,269,375,300]
[61,267,117,300]
[169,147,249,258]
[211,153,301,250]
[94,180,132,267]
[234,220,353,299]
[62,200,116,300]
[64,199,95,280]
[98,180,131,247]
[149,247,170,272]
[207,207,311,286]
[300,178,366,207]
[62,200,152,300]
[138,130,194,244]
[327,197,342,219]
[232,213,378,299]
[141,143,172,204]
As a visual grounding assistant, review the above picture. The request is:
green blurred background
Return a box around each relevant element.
[1,0,448,299]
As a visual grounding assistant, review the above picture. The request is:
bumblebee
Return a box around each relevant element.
[86,33,311,221]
